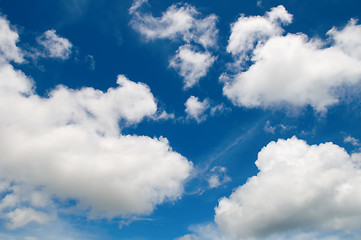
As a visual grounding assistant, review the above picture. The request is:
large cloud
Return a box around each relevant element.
[215,137,361,239]
[0,15,192,228]
[223,6,361,111]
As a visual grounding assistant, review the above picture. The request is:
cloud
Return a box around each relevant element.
[263,120,276,134]
[5,208,53,230]
[344,136,360,146]
[227,5,292,65]
[170,45,216,89]
[215,137,361,239]
[0,16,24,63]
[223,7,361,111]
[129,1,218,89]
[185,96,210,123]
[129,1,218,49]
[37,29,72,60]
[0,15,193,227]
[207,166,231,189]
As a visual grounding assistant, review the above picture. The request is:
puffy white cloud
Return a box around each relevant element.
[37,29,72,60]
[129,1,218,49]
[227,5,292,64]
[0,15,193,226]
[215,137,361,239]
[0,16,23,63]
[328,19,361,60]
[223,7,361,111]
[170,45,216,89]
[185,96,210,123]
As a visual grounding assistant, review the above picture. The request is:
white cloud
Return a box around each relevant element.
[174,234,199,240]
[6,208,53,230]
[215,137,361,239]
[170,45,216,89]
[223,7,361,111]
[0,15,193,226]
[227,5,292,65]
[129,2,218,49]
[344,136,360,146]
[185,96,210,123]
[128,0,148,14]
[37,29,72,60]
[207,166,231,189]
[0,16,24,63]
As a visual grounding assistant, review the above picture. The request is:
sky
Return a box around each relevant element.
[0,0,361,239]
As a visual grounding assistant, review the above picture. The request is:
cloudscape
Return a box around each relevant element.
[0,0,361,239]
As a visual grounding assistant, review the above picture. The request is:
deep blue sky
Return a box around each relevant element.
[1,0,361,240]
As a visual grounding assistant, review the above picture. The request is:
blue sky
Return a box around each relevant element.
[1,0,361,239]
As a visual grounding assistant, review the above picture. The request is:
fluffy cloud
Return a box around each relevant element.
[130,1,217,89]
[0,16,24,63]
[170,45,216,88]
[0,15,192,227]
[223,6,361,111]
[227,5,292,64]
[37,29,72,60]
[215,137,361,239]
[129,1,218,49]
[185,96,210,123]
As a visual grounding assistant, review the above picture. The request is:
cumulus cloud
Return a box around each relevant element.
[170,45,216,89]
[37,29,72,60]
[185,96,210,123]
[223,7,361,111]
[0,16,24,63]
[227,5,292,65]
[0,15,193,227]
[129,1,218,88]
[215,137,361,239]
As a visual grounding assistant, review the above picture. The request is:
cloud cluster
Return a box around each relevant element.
[0,15,192,228]
[222,6,361,111]
[130,0,217,88]
[215,137,361,239]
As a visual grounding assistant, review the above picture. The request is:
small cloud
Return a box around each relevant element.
[344,136,360,146]
[169,44,216,89]
[207,166,231,189]
[37,29,72,60]
[185,96,210,123]
[264,120,276,134]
